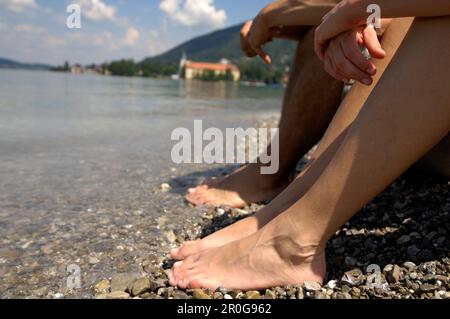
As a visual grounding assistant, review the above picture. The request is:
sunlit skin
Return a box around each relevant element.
[170,0,450,291]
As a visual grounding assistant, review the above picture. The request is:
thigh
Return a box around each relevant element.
[311,18,414,160]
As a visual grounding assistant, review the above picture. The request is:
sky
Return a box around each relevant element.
[0,0,272,65]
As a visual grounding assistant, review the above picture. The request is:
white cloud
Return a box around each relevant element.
[76,0,117,21]
[14,23,46,33]
[122,27,140,46]
[0,0,37,12]
[159,0,227,28]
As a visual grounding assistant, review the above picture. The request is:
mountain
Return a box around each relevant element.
[0,58,52,70]
[141,23,297,67]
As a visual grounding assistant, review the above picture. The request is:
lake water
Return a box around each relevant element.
[0,69,283,297]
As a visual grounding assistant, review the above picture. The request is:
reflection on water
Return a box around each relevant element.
[0,69,283,217]
[179,80,239,100]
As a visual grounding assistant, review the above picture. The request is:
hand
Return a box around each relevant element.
[240,17,276,64]
[323,25,386,85]
[315,0,366,61]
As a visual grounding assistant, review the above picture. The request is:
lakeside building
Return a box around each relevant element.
[181,57,240,82]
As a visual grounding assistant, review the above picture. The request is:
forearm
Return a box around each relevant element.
[261,0,339,28]
[348,0,450,23]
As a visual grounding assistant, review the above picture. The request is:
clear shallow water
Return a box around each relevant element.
[0,69,283,297]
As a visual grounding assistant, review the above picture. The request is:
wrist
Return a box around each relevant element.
[258,4,274,29]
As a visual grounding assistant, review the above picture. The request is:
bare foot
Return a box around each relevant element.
[168,215,326,291]
[171,192,295,260]
[185,164,290,208]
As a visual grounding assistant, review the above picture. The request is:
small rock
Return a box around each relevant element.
[131,277,151,296]
[420,284,436,292]
[172,290,190,299]
[345,256,357,267]
[110,274,136,292]
[403,262,416,271]
[387,265,403,283]
[296,287,304,299]
[213,292,224,299]
[216,286,228,295]
[164,230,177,243]
[106,291,130,299]
[53,293,64,299]
[149,279,166,292]
[161,183,171,192]
[229,290,245,299]
[224,294,233,300]
[326,280,338,290]
[94,279,111,295]
[341,269,365,286]
[313,291,327,299]
[409,272,418,280]
[245,291,261,299]
[304,281,322,292]
[407,245,421,258]
[192,289,212,299]
[397,235,411,245]
[264,289,276,299]
[88,256,100,265]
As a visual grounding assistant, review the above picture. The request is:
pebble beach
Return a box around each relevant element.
[90,168,449,300]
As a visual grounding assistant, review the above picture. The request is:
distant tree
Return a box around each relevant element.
[108,59,138,76]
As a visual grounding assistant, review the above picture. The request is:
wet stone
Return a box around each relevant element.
[149,279,166,292]
[131,277,151,296]
[94,279,110,295]
[110,274,137,292]
[105,291,130,299]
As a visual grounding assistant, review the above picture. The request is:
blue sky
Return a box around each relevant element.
[0,0,272,65]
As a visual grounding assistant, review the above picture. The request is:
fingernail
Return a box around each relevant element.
[171,248,179,255]
[174,261,183,268]
[366,67,376,75]
[362,78,372,85]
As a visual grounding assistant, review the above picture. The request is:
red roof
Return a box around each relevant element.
[185,62,239,72]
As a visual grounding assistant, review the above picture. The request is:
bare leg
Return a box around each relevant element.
[170,16,450,290]
[186,29,343,208]
[171,18,412,260]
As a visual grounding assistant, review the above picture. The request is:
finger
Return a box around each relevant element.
[363,25,386,59]
[333,42,373,85]
[314,27,327,62]
[341,36,376,76]
[254,46,272,65]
